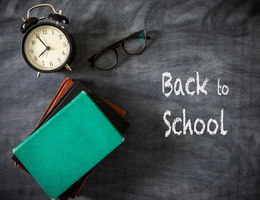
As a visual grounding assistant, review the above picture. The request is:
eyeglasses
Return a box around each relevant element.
[88,29,150,70]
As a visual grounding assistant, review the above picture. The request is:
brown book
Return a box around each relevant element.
[14,77,127,199]
[38,77,74,124]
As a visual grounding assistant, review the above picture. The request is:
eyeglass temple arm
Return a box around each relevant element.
[88,57,95,68]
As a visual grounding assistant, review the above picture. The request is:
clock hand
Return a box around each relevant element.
[36,34,47,48]
[46,48,49,58]
[38,46,50,58]
[38,48,47,58]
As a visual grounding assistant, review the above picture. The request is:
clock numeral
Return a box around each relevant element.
[41,61,45,66]
[34,56,37,61]
[43,29,47,35]
[31,40,36,45]
[57,58,61,63]
[63,42,66,47]
[29,49,33,54]
[62,51,65,55]
[52,30,55,35]
[59,34,63,40]
[49,61,53,67]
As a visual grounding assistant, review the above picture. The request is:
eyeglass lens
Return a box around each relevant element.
[94,49,117,69]
[123,33,146,54]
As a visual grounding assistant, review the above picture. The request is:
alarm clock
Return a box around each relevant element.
[20,4,75,78]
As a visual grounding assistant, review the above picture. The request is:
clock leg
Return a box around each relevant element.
[65,64,72,71]
[37,72,41,78]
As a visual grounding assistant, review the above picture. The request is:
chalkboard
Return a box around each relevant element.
[0,0,260,200]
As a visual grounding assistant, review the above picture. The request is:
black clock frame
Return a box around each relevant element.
[22,22,76,73]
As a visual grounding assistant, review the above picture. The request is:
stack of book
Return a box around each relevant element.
[12,78,129,199]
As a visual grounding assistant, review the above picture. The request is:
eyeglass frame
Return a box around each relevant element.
[88,29,150,70]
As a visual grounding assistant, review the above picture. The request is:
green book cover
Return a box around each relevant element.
[13,91,124,199]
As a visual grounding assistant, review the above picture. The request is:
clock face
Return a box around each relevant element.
[23,24,72,72]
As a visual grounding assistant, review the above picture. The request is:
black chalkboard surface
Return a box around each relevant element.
[0,0,260,200]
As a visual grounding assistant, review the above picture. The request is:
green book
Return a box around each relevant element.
[13,91,124,199]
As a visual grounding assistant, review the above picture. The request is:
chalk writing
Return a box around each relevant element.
[162,72,228,136]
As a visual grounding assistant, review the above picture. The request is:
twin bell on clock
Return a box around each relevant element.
[21,4,75,78]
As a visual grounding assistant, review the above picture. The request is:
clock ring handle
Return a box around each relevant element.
[26,4,60,19]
